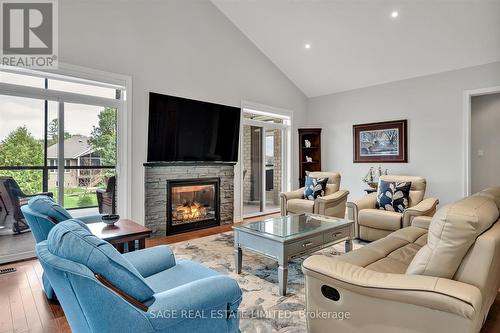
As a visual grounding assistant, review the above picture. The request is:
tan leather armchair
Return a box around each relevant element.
[279,172,349,218]
[302,187,500,333]
[346,175,438,241]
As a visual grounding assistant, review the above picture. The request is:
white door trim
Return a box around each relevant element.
[463,86,500,196]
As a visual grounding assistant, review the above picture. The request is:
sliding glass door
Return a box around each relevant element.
[55,102,117,209]
[242,111,290,217]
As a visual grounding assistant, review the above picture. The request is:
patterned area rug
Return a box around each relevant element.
[168,232,363,333]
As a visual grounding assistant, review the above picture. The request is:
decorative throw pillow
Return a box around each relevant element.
[303,176,328,201]
[377,180,411,213]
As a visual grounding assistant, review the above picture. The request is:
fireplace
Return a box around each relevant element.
[166,178,220,235]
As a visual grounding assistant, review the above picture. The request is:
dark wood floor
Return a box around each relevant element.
[1,213,498,333]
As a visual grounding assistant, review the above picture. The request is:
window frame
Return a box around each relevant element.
[0,64,132,217]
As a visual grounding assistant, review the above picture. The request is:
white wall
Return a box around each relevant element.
[305,62,500,205]
[471,93,500,193]
[58,0,307,223]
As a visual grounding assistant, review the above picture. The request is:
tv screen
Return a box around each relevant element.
[147,93,241,163]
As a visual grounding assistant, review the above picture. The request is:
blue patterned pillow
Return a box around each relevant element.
[377,180,411,213]
[303,176,328,201]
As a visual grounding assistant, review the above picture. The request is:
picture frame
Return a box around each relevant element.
[353,119,407,163]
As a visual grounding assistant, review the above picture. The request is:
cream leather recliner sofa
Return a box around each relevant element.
[346,175,439,241]
[279,172,349,218]
[302,187,500,333]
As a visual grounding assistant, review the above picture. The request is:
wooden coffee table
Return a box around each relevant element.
[87,219,152,253]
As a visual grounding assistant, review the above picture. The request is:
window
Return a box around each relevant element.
[0,69,124,210]
[48,159,71,173]
[48,78,118,99]
[49,159,57,172]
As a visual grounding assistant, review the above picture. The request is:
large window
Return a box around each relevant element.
[0,69,124,210]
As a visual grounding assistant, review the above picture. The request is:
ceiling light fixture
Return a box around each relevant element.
[391,11,399,18]
[304,43,311,49]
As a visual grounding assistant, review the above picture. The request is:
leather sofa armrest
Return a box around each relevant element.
[346,192,378,212]
[402,197,439,228]
[122,245,176,278]
[411,215,433,230]
[315,190,349,204]
[148,275,242,330]
[279,188,305,215]
[314,190,349,217]
[302,255,481,320]
[279,188,305,201]
[346,193,377,237]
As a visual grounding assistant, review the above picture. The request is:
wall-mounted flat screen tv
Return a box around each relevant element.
[147,92,241,163]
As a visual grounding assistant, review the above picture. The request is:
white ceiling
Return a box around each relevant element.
[212,0,500,97]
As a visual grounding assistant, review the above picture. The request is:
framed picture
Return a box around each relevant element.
[353,119,407,163]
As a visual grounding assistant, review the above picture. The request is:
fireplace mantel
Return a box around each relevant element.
[143,161,236,167]
[144,163,234,237]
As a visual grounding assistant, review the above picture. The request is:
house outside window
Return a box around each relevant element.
[48,159,71,173]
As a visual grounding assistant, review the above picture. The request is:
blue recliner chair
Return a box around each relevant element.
[21,195,103,299]
[37,219,242,333]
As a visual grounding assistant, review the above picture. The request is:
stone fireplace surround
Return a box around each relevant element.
[144,162,234,237]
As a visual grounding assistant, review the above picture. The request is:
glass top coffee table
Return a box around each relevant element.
[233,213,353,296]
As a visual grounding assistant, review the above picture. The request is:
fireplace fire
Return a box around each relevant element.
[167,178,220,234]
[173,201,208,222]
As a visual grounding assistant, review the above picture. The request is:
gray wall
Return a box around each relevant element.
[58,0,307,223]
[471,93,500,193]
[305,62,500,205]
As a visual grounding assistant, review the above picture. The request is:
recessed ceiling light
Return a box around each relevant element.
[304,43,311,49]
[391,11,399,18]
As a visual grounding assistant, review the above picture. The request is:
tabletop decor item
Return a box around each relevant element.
[101,214,120,225]
[304,139,311,148]
[362,165,388,189]
[353,119,407,163]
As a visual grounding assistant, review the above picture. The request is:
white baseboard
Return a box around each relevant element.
[0,250,36,265]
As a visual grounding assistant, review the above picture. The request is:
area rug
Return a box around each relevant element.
[168,232,363,333]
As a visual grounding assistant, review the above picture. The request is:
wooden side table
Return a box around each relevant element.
[87,219,152,253]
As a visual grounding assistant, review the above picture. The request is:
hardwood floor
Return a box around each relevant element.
[146,213,279,247]
[0,260,69,333]
[1,213,498,333]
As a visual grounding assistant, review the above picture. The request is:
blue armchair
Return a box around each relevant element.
[37,219,242,333]
[21,195,103,299]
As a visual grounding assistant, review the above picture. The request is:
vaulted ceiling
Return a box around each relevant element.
[212,0,500,97]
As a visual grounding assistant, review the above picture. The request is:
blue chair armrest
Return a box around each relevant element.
[147,275,242,330]
[122,245,176,278]
[77,214,103,224]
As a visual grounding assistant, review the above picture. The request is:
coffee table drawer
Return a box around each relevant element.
[288,234,324,254]
[323,227,350,243]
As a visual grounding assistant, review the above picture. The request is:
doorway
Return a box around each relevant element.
[241,109,291,217]
[471,93,500,193]
[464,86,500,196]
